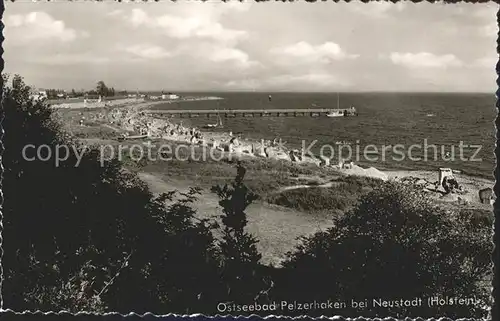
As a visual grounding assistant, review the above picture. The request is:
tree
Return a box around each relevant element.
[211,162,267,305]
[3,74,155,312]
[2,74,226,314]
[96,81,108,97]
[45,89,57,99]
[274,182,491,318]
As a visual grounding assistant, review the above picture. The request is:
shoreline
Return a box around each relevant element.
[50,96,224,110]
[61,100,494,207]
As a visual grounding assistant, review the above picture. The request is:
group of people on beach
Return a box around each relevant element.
[83,105,341,167]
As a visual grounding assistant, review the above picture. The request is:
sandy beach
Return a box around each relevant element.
[50,96,223,110]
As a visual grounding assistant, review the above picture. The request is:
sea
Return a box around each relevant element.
[148,92,497,179]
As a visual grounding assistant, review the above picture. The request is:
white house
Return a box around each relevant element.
[161,93,180,100]
[30,90,48,102]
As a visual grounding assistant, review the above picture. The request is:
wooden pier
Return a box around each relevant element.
[146,108,357,118]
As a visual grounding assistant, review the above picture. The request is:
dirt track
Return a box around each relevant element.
[138,172,334,267]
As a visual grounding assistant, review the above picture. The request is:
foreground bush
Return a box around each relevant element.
[2,75,228,313]
[273,182,492,318]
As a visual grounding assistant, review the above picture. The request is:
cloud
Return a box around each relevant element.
[389,52,463,68]
[3,2,495,93]
[123,44,172,60]
[217,1,252,14]
[108,5,256,71]
[480,22,497,38]
[348,1,406,18]
[272,41,359,64]
[472,3,499,19]
[5,12,83,44]
[129,8,148,27]
[224,79,262,90]
[107,9,124,17]
[222,73,345,91]
[267,73,347,89]
[29,53,111,65]
[208,47,258,69]
[115,8,247,44]
[473,55,498,68]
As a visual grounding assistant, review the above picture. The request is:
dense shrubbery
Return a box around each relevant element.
[2,75,228,313]
[2,74,492,318]
[271,182,492,318]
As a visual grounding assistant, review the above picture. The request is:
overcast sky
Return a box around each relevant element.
[3,1,498,92]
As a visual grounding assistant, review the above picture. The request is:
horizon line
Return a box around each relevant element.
[115,90,496,94]
[65,89,495,94]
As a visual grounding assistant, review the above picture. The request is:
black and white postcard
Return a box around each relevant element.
[1,1,498,319]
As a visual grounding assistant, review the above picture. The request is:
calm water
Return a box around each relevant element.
[149,92,496,179]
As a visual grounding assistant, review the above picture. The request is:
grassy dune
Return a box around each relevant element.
[62,108,494,217]
[123,141,383,214]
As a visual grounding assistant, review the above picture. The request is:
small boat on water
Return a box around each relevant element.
[327,110,345,117]
[326,93,357,117]
[204,113,223,129]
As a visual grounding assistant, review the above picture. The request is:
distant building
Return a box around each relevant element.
[30,90,48,102]
[161,93,179,100]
